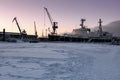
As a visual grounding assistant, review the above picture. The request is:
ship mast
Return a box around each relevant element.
[99,19,103,33]
[80,19,86,29]
[98,19,103,36]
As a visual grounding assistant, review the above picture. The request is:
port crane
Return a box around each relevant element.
[44,7,58,34]
[12,17,27,35]
[34,21,38,37]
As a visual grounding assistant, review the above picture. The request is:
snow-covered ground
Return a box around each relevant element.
[0,42,120,80]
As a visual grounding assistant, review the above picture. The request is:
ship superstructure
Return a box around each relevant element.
[48,19,115,43]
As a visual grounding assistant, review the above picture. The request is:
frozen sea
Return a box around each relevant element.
[0,42,120,80]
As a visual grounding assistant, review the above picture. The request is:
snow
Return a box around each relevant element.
[0,42,120,80]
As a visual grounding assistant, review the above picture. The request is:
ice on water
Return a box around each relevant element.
[0,42,120,80]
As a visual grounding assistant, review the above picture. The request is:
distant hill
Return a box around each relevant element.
[94,20,120,36]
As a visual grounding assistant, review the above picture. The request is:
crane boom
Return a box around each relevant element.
[44,7,53,25]
[12,17,22,34]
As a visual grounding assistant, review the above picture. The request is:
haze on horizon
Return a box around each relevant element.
[0,0,120,36]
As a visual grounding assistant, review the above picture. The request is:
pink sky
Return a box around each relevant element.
[0,0,120,36]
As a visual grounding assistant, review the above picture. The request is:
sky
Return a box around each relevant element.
[0,0,120,36]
